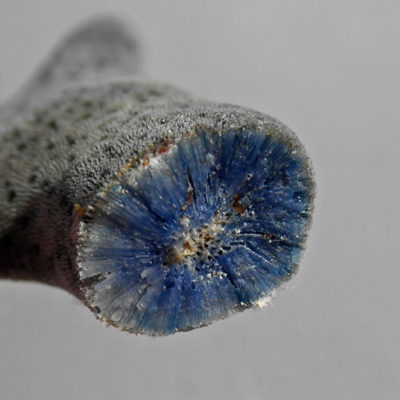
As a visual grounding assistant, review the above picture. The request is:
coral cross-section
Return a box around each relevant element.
[77,128,313,335]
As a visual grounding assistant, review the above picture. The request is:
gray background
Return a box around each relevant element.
[0,1,399,399]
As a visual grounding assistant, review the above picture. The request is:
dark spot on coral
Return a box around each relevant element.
[135,92,146,103]
[47,119,58,130]
[232,194,245,214]
[81,214,93,224]
[82,99,93,108]
[79,112,91,120]
[262,233,275,240]
[7,190,16,202]
[293,191,304,199]
[81,274,106,291]
[100,170,109,180]
[163,247,182,266]
[149,88,162,97]
[65,134,76,146]
[223,269,238,289]
[281,173,289,185]
[234,302,250,312]
[12,128,21,138]
[46,141,55,150]
[28,174,37,184]
[17,143,27,151]
[165,281,175,289]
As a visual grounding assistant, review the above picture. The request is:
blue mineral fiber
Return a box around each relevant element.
[0,17,315,336]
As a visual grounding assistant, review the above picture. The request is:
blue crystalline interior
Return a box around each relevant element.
[79,129,313,335]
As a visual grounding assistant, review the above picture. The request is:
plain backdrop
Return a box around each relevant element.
[0,1,399,399]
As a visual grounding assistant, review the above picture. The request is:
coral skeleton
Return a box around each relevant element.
[0,18,315,335]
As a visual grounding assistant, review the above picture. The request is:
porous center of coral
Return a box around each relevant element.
[164,215,225,266]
